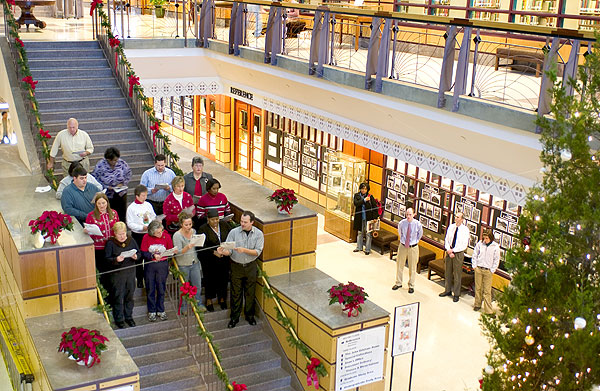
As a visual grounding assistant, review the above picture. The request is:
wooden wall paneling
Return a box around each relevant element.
[370,150,384,167]
[23,295,60,318]
[370,183,382,202]
[62,289,96,312]
[342,140,354,155]
[261,221,291,261]
[259,257,290,276]
[298,185,318,203]
[20,251,59,299]
[267,316,298,364]
[291,217,317,254]
[290,253,316,272]
[369,165,383,184]
[59,246,96,293]
[297,314,336,363]
[296,349,334,391]
[281,177,300,193]
[263,169,282,186]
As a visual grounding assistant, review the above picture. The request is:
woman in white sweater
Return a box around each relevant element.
[126,185,156,288]
[471,229,500,315]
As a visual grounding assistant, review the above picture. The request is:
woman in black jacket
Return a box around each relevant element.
[353,182,379,255]
[196,209,231,311]
[105,222,140,328]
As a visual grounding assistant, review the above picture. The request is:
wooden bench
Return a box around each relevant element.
[389,241,436,273]
[495,47,545,77]
[428,258,475,292]
[371,230,397,255]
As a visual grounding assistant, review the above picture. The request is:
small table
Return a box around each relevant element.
[15,0,55,29]
[335,14,372,51]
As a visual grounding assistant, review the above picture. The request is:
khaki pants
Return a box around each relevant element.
[396,245,419,288]
[444,251,464,297]
[474,267,493,314]
[60,156,90,174]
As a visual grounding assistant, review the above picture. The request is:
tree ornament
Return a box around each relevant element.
[522,236,530,246]
[484,365,495,374]
[574,317,587,330]
[560,149,572,161]
[524,335,535,345]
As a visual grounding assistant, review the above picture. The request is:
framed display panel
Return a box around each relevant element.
[300,139,320,189]
[183,95,194,132]
[416,184,445,237]
[162,98,172,124]
[265,126,282,171]
[382,169,409,223]
[282,133,300,180]
[153,98,162,118]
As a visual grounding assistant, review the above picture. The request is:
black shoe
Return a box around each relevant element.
[408,288,414,294]
[227,318,239,328]
[364,251,370,255]
[473,307,481,312]
[115,321,126,329]
[247,317,257,326]
[125,319,136,327]
[439,291,452,297]
[392,285,402,290]
[206,303,215,312]
[220,301,228,310]
[137,280,144,289]
[453,296,459,302]
[353,249,361,253]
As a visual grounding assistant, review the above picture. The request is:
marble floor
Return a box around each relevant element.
[169,140,489,391]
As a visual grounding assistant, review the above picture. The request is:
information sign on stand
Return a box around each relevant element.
[335,326,386,391]
[390,303,420,391]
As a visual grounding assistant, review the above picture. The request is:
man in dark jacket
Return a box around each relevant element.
[353,182,379,255]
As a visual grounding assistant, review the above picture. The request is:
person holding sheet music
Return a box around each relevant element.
[126,185,156,288]
[183,156,213,230]
[141,220,177,322]
[197,209,231,312]
[92,147,132,222]
[172,212,203,311]
[105,222,139,329]
[84,193,120,301]
[163,176,195,234]
[353,182,379,255]
[196,178,231,224]
[140,154,176,216]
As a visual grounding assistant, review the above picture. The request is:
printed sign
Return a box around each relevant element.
[391,302,419,356]
[335,326,386,391]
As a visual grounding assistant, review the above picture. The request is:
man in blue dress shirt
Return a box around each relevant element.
[392,207,423,294]
[140,154,176,215]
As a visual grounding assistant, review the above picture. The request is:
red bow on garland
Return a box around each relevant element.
[6,0,15,5]
[150,121,160,148]
[178,282,197,315]
[109,36,120,70]
[90,0,103,15]
[232,382,247,391]
[306,357,320,390]
[21,76,38,91]
[128,75,139,97]
[39,129,51,139]
[14,38,24,47]
[479,378,483,389]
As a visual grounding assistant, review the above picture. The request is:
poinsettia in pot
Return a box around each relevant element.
[29,210,74,244]
[58,327,109,368]
[327,281,368,317]
[267,188,298,214]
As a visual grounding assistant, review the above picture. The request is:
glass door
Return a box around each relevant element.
[234,101,263,179]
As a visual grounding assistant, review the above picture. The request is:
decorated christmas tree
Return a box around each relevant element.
[480,37,600,390]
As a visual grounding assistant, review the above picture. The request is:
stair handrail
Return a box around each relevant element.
[1,0,59,189]
[258,269,328,386]
[92,4,184,176]
[169,261,234,391]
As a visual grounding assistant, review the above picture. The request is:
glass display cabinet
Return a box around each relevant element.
[323,152,367,242]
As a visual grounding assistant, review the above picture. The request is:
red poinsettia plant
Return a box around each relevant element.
[267,188,298,214]
[58,327,109,368]
[29,210,74,244]
[328,281,368,317]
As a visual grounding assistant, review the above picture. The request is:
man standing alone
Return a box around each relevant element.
[439,212,470,302]
[392,207,423,294]
[48,118,94,173]
[218,211,264,329]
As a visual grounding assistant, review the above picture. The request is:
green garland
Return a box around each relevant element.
[259,269,328,379]
[169,263,232,390]
[95,4,183,176]
[2,0,58,189]
[94,271,112,320]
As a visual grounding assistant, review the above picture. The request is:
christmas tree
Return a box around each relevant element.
[480,37,600,390]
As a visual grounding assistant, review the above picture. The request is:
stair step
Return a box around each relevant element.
[28,58,109,69]
[43,118,138,131]
[24,40,100,49]
[222,350,282,377]
[31,67,113,79]
[27,49,105,59]
[34,75,117,86]
[125,333,187,357]
[114,316,179,338]
[35,87,123,100]
[208,368,291,390]
[133,348,196,377]
[140,365,202,391]
[40,108,133,123]
[37,97,128,111]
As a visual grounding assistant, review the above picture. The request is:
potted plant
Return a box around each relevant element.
[327,282,368,317]
[267,188,298,214]
[58,327,109,368]
[28,210,74,245]
[148,0,167,18]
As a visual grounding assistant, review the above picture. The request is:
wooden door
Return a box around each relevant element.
[234,101,263,179]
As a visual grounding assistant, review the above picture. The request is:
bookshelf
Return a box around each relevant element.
[430,0,450,16]
[580,0,600,30]
[471,0,500,21]
[517,0,557,26]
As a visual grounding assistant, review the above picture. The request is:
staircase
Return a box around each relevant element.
[24,40,155,194]
[116,286,298,390]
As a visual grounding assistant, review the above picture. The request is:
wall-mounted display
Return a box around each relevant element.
[416,185,444,234]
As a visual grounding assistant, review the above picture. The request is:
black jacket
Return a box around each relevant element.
[353,192,379,231]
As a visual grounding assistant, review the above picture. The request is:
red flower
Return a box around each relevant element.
[306,358,321,389]
[150,121,160,148]
[267,188,298,214]
[109,36,121,48]
[14,38,24,47]
[6,0,15,5]
[39,129,51,139]
[21,76,38,90]
[178,282,198,315]
[128,75,140,97]
[29,211,74,244]
[232,382,247,391]
[58,326,108,368]
[90,0,103,15]
[328,282,368,317]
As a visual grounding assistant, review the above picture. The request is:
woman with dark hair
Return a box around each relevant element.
[196,178,231,226]
[353,182,379,255]
[92,147,132,222]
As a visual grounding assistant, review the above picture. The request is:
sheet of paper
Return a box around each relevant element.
[192,195,201,203]
[35,185,52,193]
[113,185,128,194]
[120,249,137,258]
[84,223,103,236]
[183,205,195,215]
[159,247,178,258]
[221,214,234,222]
[190,234,206,247]
[155,183,170,190]
[221,241,236,251]
[154,214,166,222]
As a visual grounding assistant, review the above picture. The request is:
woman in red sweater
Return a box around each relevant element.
[163,176,194,233]
[85,192,119,298]
[141,220,177,322]
[197,178,231,223]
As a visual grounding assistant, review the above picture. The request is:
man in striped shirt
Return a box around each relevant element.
[140,154,176,215]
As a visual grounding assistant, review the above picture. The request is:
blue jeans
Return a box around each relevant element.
[145,261,169,313]
[179,262,202,307]
[356,220,372,253]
